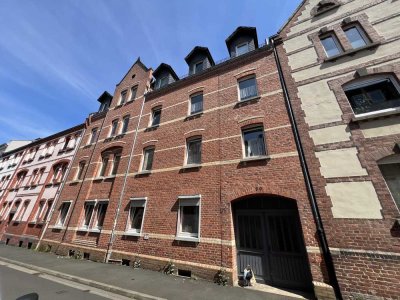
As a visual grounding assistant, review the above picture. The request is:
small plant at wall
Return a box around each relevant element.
[37,244,51,253]
[163,260,176,275]
[133,256,141,269]
[214,268,228,286]
[73,250,83,260]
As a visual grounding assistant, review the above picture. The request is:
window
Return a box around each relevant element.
[94,202,108,229]
[344,26,368,49]
[190,94,203,115]
[120,90,127,105]
[238,77,258,101]
[42,200,53,222]
[0,203,7,219]
[194,61,203,74]
[320,35,342,57]
[76,161,86,180]
[126,198,146,234]
[111,155,121,175]
[99,156,109,177]
[110,120,118,137]
[99,101,110,112]
[47,142,55,156]
[57,202,71,226]
[344,76,400,115]
[34,201,45,222]
[38,168,45,185]
[53,163,67,183]
[62,136,71,150]
[15,201,29,222]
[236,42,249,56]
[40,144,50,158]
[142,147,155,171]
[15,171,27,188]
[30,169,39,186]
[157,76,169,89]
[177,196,200,240]
[82,201,95,229]
[89,128,98,144]
[151,108,161,127]
[379,163,400,211]
[121,116,129,134]
[242,126,267,158]
[186,137,202,165]
[130,86,137,101]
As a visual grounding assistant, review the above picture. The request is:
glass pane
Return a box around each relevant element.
[236,43,249,56]
[159,77,168,88]
[239,78,257,100]
[120,91,127,104]
[321,36,341,57]
[243,128,266,157]
[187,139,201,164]
[344,27,367,49]
[90,129,97,144]
[195,61,203,73]
[100,157,108,176]
[111,155,120,175]
[143,149,154,170]
[181,206,199,236]
[379,163,400,210]
[130,207,144,231]
[345,79,400,114]
[152,110,161,126]
[190,94,203,114]
[122,118,129,133]
[130,87,137,101]
[97,204,108,227]
[84,204,94,226]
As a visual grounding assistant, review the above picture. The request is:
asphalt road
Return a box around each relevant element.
[0,263,133,300]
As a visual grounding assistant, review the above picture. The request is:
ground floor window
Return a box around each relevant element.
[126,198,146,235]
[177,196,200,240]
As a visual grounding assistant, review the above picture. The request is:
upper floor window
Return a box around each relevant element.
[238,76,258,101]
[142,147,155,171]
[30,169,39,186]
[56,201,71,227]
[98,148,122,177]
[15,171,27,188]
[99,156,109,177]
[89,128,98,145]
[119,90,127,105]
[190,94,203,115]
[320,34,342,57]
[53,163,68,183]
[110,120,119,137]
[344,25,369,49]
[242,126,267,158]
[121,116,129,134]
[157,76,169,89]
[111,154,121,175]
[76,161,86,180]
[194,61,203,74]
[130,86,137,101]
[344,75,400,115]
[236,42,249,56]
[62,136,71,150]
[186,137,202,165]
[151,107,161,127]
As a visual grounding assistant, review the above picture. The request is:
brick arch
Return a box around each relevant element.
[367,146,397,163]
[227,191,298,204]
[99,142,126,152]
[100,145,123,155]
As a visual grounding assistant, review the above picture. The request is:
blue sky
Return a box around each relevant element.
[0,0,300,143]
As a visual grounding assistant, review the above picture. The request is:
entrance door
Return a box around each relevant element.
[235,208,312,290]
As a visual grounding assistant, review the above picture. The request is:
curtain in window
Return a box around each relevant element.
[239,79,257,100]
[187,140,201,164]
[181,206,199,236]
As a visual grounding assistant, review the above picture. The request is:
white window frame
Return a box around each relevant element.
[89,128,98,145]
[241,125,267,158]
[33,200,46,222]
[109,120,119,137]
[157,76,169,89]
[120,116,130,134]
[344,75,400,118]
[92,200,108,231]
[141,147,155,172]
[130,86,138,101]
[15,200,29,222]
[98,156,109,177]
[110,154,121,176]
[41,199,53,223]
[189,93,203,115]
[80,200,96,230]
[320,34,342,58]
[193,60,204,74]
[237,75,258,102]
[125,197,147,236]
[176,195,201,242]
[56,201,72,227]
[150,107,162,127]
[76,161,86,180]
[119,90,128,105]
[236,42,249,56]
[185,137,202,166]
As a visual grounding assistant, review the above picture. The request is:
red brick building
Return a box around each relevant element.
[39,27,332,296]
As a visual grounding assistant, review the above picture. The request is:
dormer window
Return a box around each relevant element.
[158,76,169,89]
[236,42,249,56]
[97,91,112,113]
[153,63,179,90]
[194,61,203,74]
[185,46,215,76]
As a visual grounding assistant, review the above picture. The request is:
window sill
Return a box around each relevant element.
[70,180,81,185]
[175,236,200,242]
[115,104,123,109]
[45,183,53,187]
[351,107,400,122]
[104,137,114,142]
[114,134,125,139]
[93,177,104,182]
[83,144,94,149]
[240,155,270,163]
[89,228,101,233]
[136,170,152,176]
[52,225,65,230]
[145,125,159,131]
[28,221,36,225]
[123,231,141,237]
[185,112,203,120]
[104,175,116,180]
[235,96,261,107]
[323,42,380,63]
[312,4,340,17]
[77,227,89,232]
[181,164,202,170]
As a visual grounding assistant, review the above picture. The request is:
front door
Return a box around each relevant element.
[235,209,312,290]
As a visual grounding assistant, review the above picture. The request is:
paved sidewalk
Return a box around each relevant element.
[0,244,310,300]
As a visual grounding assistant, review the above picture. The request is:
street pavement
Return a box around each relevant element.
[0,244,310,300]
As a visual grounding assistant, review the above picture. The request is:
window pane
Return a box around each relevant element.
[100,157,109,176]
[344,27,367,49]
[43,201,53,221]
[152,110,161,126]
[77,162,85,179]
[111,155,121,175]
[143,148,154,171]
[96,203,108,228]
[130,207,144,231]
[130,87,137,101]
[90,128,98,144]
[121,117,129,133]
[345,79,400,114]
[120,91,127,104]
[321,36,341,57]
[379,163,400,211]
[239,78,257,100]
[111,121,118,136]
[187,139,202,164]
[236,43,249,56]
[181,206,199,236]
[243,128,266,157]
[84,204,94,227]
[159,77,169,88]
[195,61,203,73]
[190,94,203,114]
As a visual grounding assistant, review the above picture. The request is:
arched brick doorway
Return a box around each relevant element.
[232,195,312,291]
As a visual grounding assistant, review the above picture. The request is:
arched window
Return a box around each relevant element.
[52,162,69,184]
[343,74,400,116]
[14,171,28,188]
[98,147,122,177]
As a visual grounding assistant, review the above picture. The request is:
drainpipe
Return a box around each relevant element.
[270,36,342,300]
[105,92,147,262]
[37,125,87,250]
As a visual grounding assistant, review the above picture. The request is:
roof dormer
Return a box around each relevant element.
[225,26,259,58]
[97,91,113,113]
[185,46,215,75]
[152,63,179,90]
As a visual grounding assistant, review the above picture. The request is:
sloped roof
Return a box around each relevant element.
[184,46,215,66]
[153,63,179,81]
[225,26,259,50]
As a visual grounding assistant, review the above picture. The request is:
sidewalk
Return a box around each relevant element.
[0,244,310,300]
